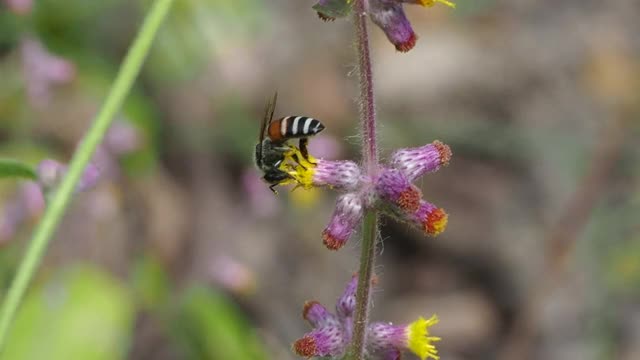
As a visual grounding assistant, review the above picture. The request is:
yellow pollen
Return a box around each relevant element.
[282,146,318,189]
[407,315,441,360]
[417,0,456,8]
[424,208,448,236]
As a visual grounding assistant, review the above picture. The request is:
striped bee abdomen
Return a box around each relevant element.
[268,116,325,141]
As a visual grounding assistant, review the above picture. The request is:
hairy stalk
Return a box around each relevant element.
[349,1,378,359]
[0,0,174,349]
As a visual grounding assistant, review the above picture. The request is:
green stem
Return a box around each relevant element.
[0,0,174,349]
[348,0,379,359]
[349,211,378,360]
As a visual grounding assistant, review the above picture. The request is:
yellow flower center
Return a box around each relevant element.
[281,146,318,189]
[417,0,456,8]
[407,315,441,360]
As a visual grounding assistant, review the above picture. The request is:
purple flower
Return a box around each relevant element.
[0,182,45,244]
[311,159,362,190]
[4,0,32,15]
[36,159,101,193]
[209,255,257,296]
[322,193,364,250]
[391,140,451,181]
[375,168,422,212]
[104,120,142,156]
[293,274,440,359]
[286,140,451,250]
[21,38,76,107]
[313,0,455,52]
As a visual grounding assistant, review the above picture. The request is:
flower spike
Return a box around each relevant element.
[293,275,441,359]
[280,138,451,245]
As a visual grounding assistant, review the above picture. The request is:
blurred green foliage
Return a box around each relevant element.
[172,286,268,359]
[0,160,36,180]
[1,265,134,360]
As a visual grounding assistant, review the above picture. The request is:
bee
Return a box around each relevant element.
[255,92,325,193]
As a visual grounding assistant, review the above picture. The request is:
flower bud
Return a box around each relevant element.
[292,325,347,357]
[322,193,364,250]
[303,301,338,328]
[368,0,417,52]
[412,200,448,236]
[375,168,422,212]
[336,274,358,319]
[391,140,451,182]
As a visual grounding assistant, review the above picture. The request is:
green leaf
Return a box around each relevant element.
[131,254,171,309]
[1,265,134,360]
[0,159,37,181]
[312,0,352,20]
[172,286,268,360]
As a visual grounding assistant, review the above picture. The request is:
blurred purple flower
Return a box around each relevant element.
[307,134,343,160]
[104,120,142,156]
[0,182,45,244]
[210,255,256,296]
[36,159,101,193]
[21,37,76,107]
[242,168,281,217]
[89,119,143,179]
[4,0,32,15]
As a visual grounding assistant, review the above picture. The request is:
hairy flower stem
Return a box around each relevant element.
[349,1,379,359]
[0,0,174,349]
[354,0,378,172]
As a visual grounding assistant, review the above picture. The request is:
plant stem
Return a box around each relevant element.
[350,211,378,360]
[0,0,174,349]
[354,0,378,172]
[349,1,379,359]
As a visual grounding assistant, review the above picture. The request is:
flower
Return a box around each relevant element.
[293,274,440,359]
[0,182,45,244]
[391,140,452,181]
[283,139,451,249]
[313,0,455,52]
[323,193,365,250]
[368,316,441,360]
[21,37,76,107]
[286,146,362,191]
[375,168,422,212]
[4,0,33,15]
[412,200,448,236]
[36,159,101,193]
[209,255,257,296]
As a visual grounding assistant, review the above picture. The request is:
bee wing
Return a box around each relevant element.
[260,91,278,143]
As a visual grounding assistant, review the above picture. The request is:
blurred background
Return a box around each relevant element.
[1,0,640,359]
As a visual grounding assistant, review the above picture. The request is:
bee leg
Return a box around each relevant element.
[284,144,308,170]
[298,138,317,166]
[299,138,309,161]
[264,170,292,195]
